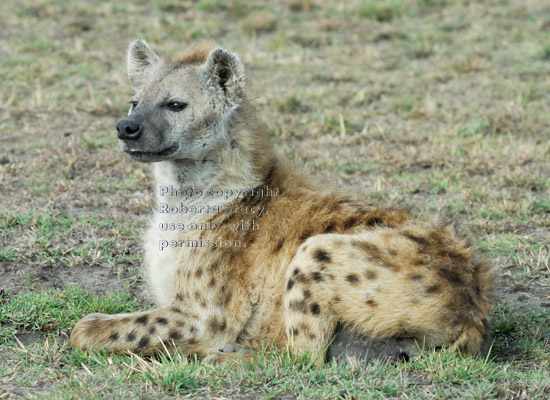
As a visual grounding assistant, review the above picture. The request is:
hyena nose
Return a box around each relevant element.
[116,118,143,140]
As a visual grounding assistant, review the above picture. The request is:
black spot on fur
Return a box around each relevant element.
[311,271,324,282]
[127,332,136,342]
[366,299,378,307]
[208,317,227,333]
[353,240,381,257]
[324,222,335,233]
[195,268,203,278]
[170,306,182,314]
[426,284,441,293]
[156,317,168,325]
[412,257,425,266]
[108,332,119,341]
[364,270,377,279]
[149,326,156,335]
[293,268,300,276]
[138,336,149,348]
[310,303,321,315]
[300,230,312,241]
[175,293,184,302]
[410,274,423,281]
[346,274,360,284]
[438,267,464,285]
[208,277,217,288]
[169,330,182,340]
[274,238,285,253]
[314,249,331,263]
[303,289,311,299]
[291,327,299,336]
[405,234,429,247]
[366,217,382,226]
[136,315,148,325]
[287,279,294,290]
[343,217,359,229]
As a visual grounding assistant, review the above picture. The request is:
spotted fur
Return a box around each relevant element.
[70,40,494,365]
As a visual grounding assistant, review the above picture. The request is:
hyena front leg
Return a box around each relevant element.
[283,239,340,366]
[70,303,226,357]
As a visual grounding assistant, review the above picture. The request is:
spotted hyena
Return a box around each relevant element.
[70,39,493,365]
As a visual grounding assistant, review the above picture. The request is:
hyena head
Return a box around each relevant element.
[115,39,246,162]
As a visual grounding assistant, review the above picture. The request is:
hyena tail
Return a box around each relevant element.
[451,258,494,357]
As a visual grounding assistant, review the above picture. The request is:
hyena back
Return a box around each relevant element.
[70,40,493,364]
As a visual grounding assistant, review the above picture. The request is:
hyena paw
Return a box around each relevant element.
[70,313,112,350]
[218,344,250,354]
[203,344,251,365]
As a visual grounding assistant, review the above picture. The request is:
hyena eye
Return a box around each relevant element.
[129,100,138,110]
[165,102,187,112]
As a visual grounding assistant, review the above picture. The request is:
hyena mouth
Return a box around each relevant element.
[126,145,179,161]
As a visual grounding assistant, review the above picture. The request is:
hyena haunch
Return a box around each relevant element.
[70,40,493,365]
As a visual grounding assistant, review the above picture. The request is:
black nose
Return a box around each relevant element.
[116,118,143,140]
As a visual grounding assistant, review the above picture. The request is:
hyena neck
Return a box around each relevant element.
[152,102,276,209]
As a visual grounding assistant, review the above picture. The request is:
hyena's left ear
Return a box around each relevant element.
[203,48,246,102]
[127,39,162,92]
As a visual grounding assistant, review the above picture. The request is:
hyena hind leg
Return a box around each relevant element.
[283,226,492,364]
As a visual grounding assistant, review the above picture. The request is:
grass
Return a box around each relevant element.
[0,212,141,268]
[1,0,549,398]
[0,288,548,398]
[0,288,140,345]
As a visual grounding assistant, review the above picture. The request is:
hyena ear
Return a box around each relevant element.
[127,39,162,92]
[204,48,246,102]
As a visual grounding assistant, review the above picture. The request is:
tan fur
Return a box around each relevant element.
[71,41,494,365]
[168,40,217,67]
